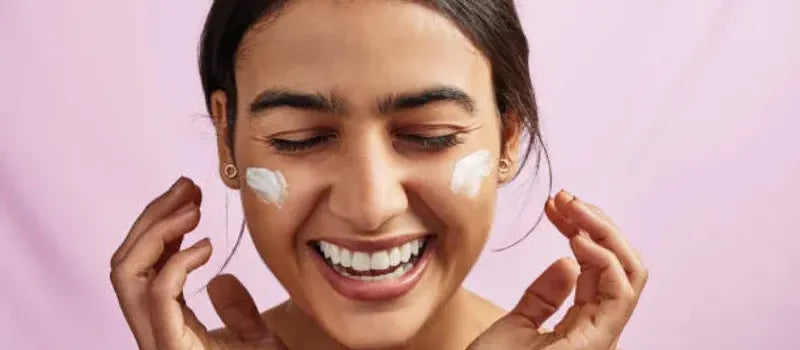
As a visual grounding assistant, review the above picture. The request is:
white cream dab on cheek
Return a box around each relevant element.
[246,167,288,209]
[450,149,494,198]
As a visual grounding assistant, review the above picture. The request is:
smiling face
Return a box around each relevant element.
[210,0,520,348]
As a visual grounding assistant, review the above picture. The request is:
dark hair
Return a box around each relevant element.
[198,0,552,273]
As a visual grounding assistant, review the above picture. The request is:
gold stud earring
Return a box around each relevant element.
[223,163,238,179]
[498,159,511,174]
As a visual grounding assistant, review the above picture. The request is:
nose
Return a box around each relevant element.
[327,133,408,232]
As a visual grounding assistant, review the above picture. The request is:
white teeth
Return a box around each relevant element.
[333,262,414,282]
[330,244,340,265]
[318,238,429,281]
[321,242,331,259]
[389,247,401,266]
[390,264,406,278]
[371,251,390,270]
[340,248,352,268]
[351,252,371,272]
[400,242,411,263]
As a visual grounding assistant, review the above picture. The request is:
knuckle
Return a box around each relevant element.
[109,266,129,287]
[526,289,559,314]
[109,252,121,268]
[109,269,119,285]
[600,248,618,263]
[622,284,637,300]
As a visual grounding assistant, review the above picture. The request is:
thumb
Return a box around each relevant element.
[208,273,272,343]
[510,257,579,329]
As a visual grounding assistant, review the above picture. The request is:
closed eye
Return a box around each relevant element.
[397,133,464,151]
[270,135,335,152]
[267,132,464,153]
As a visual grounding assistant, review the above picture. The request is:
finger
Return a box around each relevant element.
[208,274,273,343]
[572,231,599,305]
[112,177,187,268]
[111,177,202,268]
[547,304,601,350]
[552,304,581,337]
[544,197,580,238]
[569,233,636,338]
[553,190,648,291]
[579,201,613,226]
[110,203,201,350]
[548,199,599,304]
[109,282,158,350]
[150,238,213,349]
[114,203,201,281]
[510,257,579,329]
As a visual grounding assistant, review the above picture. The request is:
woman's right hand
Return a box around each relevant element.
[109,177,286,349]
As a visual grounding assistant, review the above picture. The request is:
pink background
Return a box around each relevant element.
[2,1,798,349]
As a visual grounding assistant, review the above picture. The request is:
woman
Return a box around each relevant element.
[109,0,648,349]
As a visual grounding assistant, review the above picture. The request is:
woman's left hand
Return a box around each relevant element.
[467,190,648,350]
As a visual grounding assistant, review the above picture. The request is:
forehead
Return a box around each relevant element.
[235,0,493,105]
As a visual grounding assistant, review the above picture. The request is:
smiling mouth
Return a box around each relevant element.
[311,235,432,282]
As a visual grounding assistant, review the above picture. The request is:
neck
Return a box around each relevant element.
[266,287,506,350]
[408,287,505,350]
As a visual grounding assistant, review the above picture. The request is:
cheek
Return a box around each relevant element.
[407,149,498,270]
[240,166,314,289]
[449,149,495,198]
[245,167,288,208]
[240,189,297,277]
[241,162,329,254]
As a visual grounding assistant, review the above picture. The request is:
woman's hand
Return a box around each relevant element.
[109,177,286,350]
[468,190,648,350]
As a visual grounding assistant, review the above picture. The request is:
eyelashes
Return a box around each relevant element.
[397,133,464,151]
[268,132,465,153]
[269,135,332,152]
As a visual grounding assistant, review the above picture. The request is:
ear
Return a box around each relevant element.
[210,90,241,190]
[498,109,523,184]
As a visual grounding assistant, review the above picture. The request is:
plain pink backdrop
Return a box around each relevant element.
[1,1,798,349]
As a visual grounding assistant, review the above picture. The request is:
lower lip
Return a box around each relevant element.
[309,240,435,302]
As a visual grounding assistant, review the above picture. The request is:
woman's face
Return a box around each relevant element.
[212,0,519,348]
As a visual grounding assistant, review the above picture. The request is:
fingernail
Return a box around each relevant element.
[191,237,210,249]
[560,189,577,202]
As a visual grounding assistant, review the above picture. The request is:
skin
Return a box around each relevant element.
[109,1,647,349]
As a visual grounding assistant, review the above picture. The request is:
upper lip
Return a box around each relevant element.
[309,232,433,253]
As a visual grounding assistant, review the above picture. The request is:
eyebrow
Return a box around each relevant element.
[377,85,476,116]
[248,85,476,117]
[249,88,344,115]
